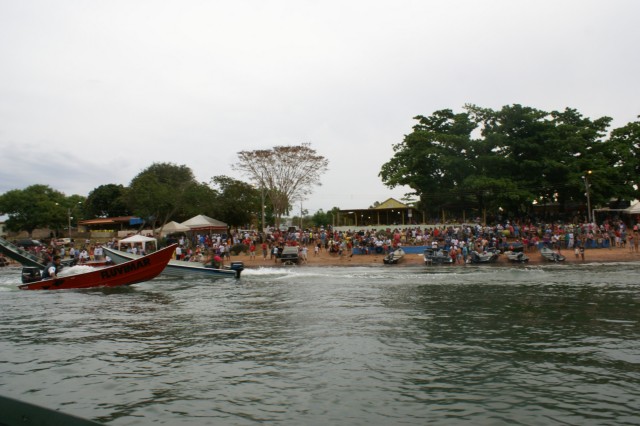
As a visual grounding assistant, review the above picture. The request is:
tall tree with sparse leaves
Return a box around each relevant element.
[234,144,329,227]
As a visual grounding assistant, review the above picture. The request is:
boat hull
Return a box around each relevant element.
[469,250,500,264]
[504,251,529,263]
[18,244,176,290]
[540,247,566,262]
[383,248,406,264]
[423,248,454,265]
[103,246,243,278]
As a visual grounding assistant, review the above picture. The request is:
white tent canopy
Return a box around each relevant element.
[118,234,157,251]
[624,202,640,214]
[181,215,227,231]
[155,220,190,235]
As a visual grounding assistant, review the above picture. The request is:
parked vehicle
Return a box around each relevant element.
[279,246,300,265]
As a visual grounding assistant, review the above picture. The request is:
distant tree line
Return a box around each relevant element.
[380,104,640,222]
[0,144,331,237]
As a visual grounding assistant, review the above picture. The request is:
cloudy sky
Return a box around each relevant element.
[1,0,638,215]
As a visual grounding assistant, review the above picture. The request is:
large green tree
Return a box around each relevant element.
[0,185,84,237]
[209,175,260,229]
[127,163,213,234]
[381,104,633,222]
[85,184,131,218]
[379,109,477,219]
[601,116,640,203]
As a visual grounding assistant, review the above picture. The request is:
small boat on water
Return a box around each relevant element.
[504,250,530,263]
[469,248,500,264]
[18,244,176,291]
[383,247,406,264]
[502,243,529,263]
[103,246,244,278]
[423,248,454,265]
[540,246,566,262]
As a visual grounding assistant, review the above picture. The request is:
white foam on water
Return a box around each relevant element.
[58,265,97,277]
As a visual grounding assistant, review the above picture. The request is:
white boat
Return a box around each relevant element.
[103,246,244,278]
[383,248,406,264]
[423,248,453,265]
[504,250,529,263]
[540,246,565,262]
[469,248,500,264]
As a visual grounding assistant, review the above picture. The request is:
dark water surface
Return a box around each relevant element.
[1,262,639,425]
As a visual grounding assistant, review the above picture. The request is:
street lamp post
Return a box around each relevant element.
[67,202,82,239]
[583,170,592,223]
[67,208,72,238]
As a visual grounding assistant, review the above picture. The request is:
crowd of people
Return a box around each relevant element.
[227,217,640,261]
[7,216,639,269]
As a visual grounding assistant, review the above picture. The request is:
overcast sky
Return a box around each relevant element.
[1,0,638,215]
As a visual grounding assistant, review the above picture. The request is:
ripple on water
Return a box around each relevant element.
[0,263,639,424]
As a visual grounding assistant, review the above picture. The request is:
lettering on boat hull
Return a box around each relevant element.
[100,258,151,279]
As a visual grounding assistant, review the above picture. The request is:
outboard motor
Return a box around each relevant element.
[21,267,43,284]
[229,262,244,278]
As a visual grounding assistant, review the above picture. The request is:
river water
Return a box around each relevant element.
[0,262,639,425]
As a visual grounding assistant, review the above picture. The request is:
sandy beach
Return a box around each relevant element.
[236,245,640,268]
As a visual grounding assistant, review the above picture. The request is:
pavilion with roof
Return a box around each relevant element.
[336,198,420,228]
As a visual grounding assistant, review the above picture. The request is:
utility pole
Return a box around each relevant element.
[67,208,72,238]
[261,185,265,233]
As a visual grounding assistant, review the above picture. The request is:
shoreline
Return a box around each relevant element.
[2,246,638,271]
[235,246,640,268]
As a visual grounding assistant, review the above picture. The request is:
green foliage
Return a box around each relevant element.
[380,104,637,220]
[85,184,130,218]
[0,185,83,237]
[127,163,211,232]
[310,207,340,227]
[209,176,260,228]
[602,116,640,203]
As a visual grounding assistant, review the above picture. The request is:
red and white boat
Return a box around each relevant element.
[18,244,176,291]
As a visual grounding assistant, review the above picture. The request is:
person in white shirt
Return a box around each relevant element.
[94,245,103,260]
